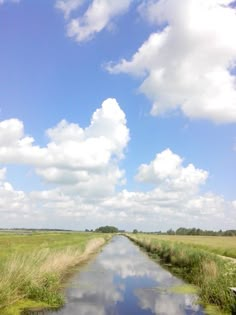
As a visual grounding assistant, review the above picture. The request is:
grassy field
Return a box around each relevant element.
[128,234,236,314]
[0,231,110,315]
[132,234,236,259]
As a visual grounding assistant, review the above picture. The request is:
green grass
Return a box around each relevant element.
[0,231,110,315]
[1,299,50,315]
[169,284,197,294]
[0,231,105,260]
[128,234,236,314]
[134,234,236,259]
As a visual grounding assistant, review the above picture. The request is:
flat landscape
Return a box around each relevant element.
[0,231,109,315]
[0,231,106,261]
[1,231,236,314]
[128,233,236,314]
[1,1,236,315]
[132,234,236,259]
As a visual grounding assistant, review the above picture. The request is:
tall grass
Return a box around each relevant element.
[133,234,236,259]
[128,235,236,314]
[0,236,107,314]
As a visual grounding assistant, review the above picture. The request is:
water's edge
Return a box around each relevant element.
[20,237,111,315]
[126,235,231,315]
[40,235,205,315]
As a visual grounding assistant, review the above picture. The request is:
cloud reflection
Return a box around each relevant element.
[48,236,204,315]
[135,287,202,315]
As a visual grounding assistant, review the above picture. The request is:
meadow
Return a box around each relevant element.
[133,234,236,259]
[0,231,110,315]
[128,234,236,314]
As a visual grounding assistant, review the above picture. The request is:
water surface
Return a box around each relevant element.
[48,236,205,315]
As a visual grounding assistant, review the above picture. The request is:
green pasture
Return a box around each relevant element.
[0,231,108,314]
[0,231,105,260]
[134,234,236,258]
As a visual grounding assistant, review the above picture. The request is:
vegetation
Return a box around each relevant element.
[0,231,110,315]
[147,227,236,236]
[128,234,236,314]
[128,234,236,259]
[95,226,118,233]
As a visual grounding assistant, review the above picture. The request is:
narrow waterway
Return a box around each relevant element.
[48,236,205,315]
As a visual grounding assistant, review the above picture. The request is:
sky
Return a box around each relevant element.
[0,0,236,231]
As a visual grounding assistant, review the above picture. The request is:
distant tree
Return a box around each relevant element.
[95,226,118,233]
[167,229,175,235]
[173,227,236,237]
[133,229,138,234]
[85,229,89,232]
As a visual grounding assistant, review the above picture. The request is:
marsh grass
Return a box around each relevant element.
[0,233,108,314]
[128,235,236,314]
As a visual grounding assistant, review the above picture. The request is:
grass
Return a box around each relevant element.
[128,234,236,314]
[0,231,110,315]
[169,284,198,294]
[133,234,236,259]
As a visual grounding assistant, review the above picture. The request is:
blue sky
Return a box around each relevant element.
[0,0,235,231]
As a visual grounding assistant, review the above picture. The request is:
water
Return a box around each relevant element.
[47,236,205,315]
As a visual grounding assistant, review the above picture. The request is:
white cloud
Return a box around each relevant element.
[136,287,200,315]
[0,102,234,230]
[55,0,85,19]
[98,189,228,230]
[108,0,236,123]
[136,148,208,192]
[0,167,6,181]
[0,99,129,227]
[0,99,129,197]
[56,0,133,42]
[0,168,31,223]
[96,150,232,230]
[0,0,20,4]
[0,118,46,166]
[0,151,235,230]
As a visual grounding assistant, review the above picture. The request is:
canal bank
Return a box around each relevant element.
[45,235,205,315]
[127,234,236,315]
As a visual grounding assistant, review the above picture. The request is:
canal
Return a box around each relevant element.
[48,236,205,315]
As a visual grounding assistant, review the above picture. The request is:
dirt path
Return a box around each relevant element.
[218,254,236,263]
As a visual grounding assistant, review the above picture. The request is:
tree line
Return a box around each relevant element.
[164,227,236,236]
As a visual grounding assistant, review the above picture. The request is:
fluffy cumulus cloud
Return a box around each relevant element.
[108,0,236,123]
[0,168,32,223]
[0,99,235,230]
[97,149,234,230]
[0,99,129,227]
[136,149,208,192]
[56,0,133,42]
[0,99,129,197]
[1,155,235,230]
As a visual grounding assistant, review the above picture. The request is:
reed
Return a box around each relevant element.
[0,234,107,315]
[128,234,236,314]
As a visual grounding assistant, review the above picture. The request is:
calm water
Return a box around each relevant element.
[48,236,205,315]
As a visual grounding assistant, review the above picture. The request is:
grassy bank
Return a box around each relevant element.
[129,234,236,259]
[128,234,236,314]
[0,232,110,315]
